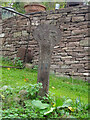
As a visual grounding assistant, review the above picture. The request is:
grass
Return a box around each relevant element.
[1,65,88,105]
[49,75,88,104]
[0,59,89,118]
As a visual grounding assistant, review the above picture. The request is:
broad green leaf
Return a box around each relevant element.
[63,99,72,107]
[57,99,73,109]
[31,100,49,109]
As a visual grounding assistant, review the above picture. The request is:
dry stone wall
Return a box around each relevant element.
[0,5,89,81]
[0,8,2,57]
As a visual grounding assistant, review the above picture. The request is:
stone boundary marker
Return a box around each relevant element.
[33,23,61,96]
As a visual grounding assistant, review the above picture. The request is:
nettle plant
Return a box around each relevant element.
[13,57,23,68]
[2,56,24,68]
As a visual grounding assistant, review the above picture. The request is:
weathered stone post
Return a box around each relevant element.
[33,23,61,96]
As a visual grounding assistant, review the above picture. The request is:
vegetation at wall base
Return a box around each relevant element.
[0,58,89,119]
[1,56,24,68]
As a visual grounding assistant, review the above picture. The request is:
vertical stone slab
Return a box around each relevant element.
[33,23,61,96]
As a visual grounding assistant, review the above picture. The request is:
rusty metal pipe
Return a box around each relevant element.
[0,6,30,19]
[0,6,42,19]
